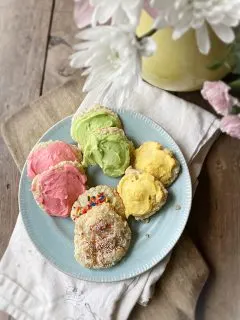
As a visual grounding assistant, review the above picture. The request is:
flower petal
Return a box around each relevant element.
[70,51,90,68]
[172,25,189,40]
[152,14,168,29]
[70,25,142,95]
[221,15,239,27]
[210,23,235,43]
[125,6,142,26]
[220,115,240,139]
[73,0,94,29]
[144,0,159,19]
[76,26,114,40]
[201,81,233,115]
[112,7,128,24]
[150,0,175,10]
[195,24,210,55]
[95,2,119,24]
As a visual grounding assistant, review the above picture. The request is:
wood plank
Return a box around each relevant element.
[0,2,54,317]
[2,80,86,170]
[42,0,82,94]
[0,0,54,260]
[175,91,240,320]
[188,134,240,320]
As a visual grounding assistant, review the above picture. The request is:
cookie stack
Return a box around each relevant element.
[71,106,134,177]
[71,186,131,269]
[117,142,180,220]
[27,140,87,218]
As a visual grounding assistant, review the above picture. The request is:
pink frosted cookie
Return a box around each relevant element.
[31,161,87,218]
[27,140,82,179]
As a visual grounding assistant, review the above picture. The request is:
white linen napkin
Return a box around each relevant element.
[0,80,219,320]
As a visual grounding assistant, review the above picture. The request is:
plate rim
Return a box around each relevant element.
[19,109,192,282]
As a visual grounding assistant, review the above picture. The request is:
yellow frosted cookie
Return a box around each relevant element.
[134,141,180,186]
[117,167,168,220]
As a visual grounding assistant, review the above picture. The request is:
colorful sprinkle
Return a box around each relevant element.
[75,192,110,217]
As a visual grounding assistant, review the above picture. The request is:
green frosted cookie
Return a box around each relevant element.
[71,105,122,148]
[83,127,134,177]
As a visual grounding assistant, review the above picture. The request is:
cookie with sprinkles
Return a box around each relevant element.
[74,203,131,269]
[71,185,125,221]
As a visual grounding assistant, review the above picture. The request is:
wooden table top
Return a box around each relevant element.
[0,1,240,320]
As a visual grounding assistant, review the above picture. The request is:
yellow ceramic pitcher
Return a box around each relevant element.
[137,11,230,92]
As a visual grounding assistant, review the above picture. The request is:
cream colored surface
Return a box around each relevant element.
[137,11,230,91]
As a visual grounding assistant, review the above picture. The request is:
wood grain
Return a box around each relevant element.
[0,1,55,319]
[2,79,86,170]
[188,134,240,320]
[0,0,54,258]
[42,0,81,94]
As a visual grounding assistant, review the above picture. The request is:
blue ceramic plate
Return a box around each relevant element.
[19,109,192,282]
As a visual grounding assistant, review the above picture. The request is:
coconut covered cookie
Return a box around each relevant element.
[31,161,87,218]
[71,185,125,221]
[134,141,180,187]
[27,140,82,179]
[74,203,131,269]
[117,167,168,220]
[71,105,122,148]
[83,127,134,177]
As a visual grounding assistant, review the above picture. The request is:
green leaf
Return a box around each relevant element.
[234,42,240,52]
[207,60,224,70]
[232,67,240,75]
[231,106,240,115]
[207,44,234,71]
[229,79,240,91]
[232,51,240,74]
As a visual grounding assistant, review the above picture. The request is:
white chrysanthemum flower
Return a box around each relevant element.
[151,0,240,55]
[70,25,156,98]
[90,0,144,26]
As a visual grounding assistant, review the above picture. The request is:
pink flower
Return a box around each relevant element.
[220,115,240,139]
[144,0,159,19]
[201,81,237,116]
[74,0,94,29]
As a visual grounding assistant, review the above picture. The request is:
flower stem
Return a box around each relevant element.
[137,28,157,41]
